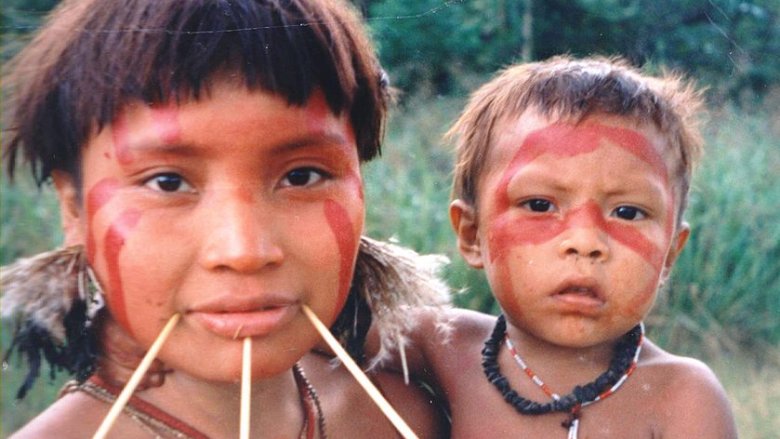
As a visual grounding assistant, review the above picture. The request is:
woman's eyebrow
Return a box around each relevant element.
[123,129,352,158]
[267,130,353,156]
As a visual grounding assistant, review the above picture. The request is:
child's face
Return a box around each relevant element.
[451,109,688,348]
[55,81,364,380]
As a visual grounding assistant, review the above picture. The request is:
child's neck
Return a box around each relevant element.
[502,322,620,393]
[140,365,307,438]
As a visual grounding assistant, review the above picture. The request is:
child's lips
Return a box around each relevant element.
[189,302,300,339]
[551,280,605,313]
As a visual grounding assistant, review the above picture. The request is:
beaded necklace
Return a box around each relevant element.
[482,314,643,439]
[65,363,326,438]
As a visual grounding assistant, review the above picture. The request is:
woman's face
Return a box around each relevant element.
[57,81,364,381]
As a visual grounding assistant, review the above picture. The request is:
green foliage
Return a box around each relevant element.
[0,177,61,265]
[367,0,780,101]
[651,105,780,356]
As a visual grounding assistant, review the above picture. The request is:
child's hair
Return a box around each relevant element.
[447,55,705,222]
[3,0,389,186]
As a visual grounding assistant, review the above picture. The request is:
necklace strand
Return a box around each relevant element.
[67,363,326,438]
[482,314,643,438]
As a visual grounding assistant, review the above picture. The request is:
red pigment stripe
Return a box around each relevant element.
[323,199,358,318]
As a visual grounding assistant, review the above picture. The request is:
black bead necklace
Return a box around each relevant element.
[482,314,643,433]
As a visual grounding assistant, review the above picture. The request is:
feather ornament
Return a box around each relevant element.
[1,246,99,399]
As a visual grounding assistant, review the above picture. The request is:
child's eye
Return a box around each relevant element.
[612,205,647,220]
[280,167,329,188]
[521,198,555,213]
[144,173,194,193]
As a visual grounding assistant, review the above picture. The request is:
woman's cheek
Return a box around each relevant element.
[102,210,144,337]
[86,178,121,263]
[323,198,361,320]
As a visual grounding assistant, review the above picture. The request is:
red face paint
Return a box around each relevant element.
[150,105,181,145]
[489,200,665,268]
[323,199,358,318]
[111,111,133,165]
[489,122,673,268]
[103,209,143,335]
[85,178,120,263]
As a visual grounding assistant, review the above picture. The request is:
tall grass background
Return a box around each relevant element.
[2,94,779,436]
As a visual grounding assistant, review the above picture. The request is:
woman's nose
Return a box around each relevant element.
[199,188,284,273]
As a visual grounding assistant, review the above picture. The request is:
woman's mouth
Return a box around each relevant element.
[189,303,300,339]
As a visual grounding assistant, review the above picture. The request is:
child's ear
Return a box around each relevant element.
[450,199,484,269]
[662,222,690,279]
[51,170,86,247]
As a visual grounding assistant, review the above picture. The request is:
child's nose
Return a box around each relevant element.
[199,189,283,272]
[558,228,610,262]
[557,202,610,262]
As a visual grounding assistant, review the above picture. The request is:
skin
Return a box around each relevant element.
[13,81,444,438]
[388,109,736,438]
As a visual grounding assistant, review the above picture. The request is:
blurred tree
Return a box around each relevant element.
[366,0,779,102]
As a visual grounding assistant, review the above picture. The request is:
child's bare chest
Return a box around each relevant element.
[446,373,662,439]
[451,402,660,438]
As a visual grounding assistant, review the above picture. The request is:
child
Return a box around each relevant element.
[0,0,450,437]
[387,56,738,438]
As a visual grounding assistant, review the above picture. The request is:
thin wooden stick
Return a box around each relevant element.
[93,313,181,439]
[301,305,419,439]
[240,337,252,439]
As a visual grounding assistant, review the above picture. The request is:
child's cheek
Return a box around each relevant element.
[323,199,361,319]
[103,210,143,336]
[621,280,658,320]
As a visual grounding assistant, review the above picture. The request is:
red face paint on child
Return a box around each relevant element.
[472,111,681,347]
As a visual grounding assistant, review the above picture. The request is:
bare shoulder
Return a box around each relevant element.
[640,341,738,438]
[300,353,448,439]
[9,391,109,439]
[415,307,496,359]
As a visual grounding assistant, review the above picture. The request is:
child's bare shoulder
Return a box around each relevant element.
[637,341,737,438]
[10,391,144,439]
[412,308,496,363]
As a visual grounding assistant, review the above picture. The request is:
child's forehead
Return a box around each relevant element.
[493,109,675,159]
[485,109,682,182]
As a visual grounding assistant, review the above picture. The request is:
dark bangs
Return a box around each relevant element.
[5,0,386,184]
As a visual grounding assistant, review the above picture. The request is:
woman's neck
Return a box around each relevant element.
[138,366,306,438]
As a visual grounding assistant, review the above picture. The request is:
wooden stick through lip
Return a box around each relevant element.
[93,313,181,439]
[301,304,420,439]
[240,336,252,439]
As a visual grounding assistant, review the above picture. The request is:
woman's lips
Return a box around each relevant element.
[189,303,299,339]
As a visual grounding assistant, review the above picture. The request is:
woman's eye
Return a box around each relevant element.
[281,167,328,187]
[144,173,194,193]
[612,205,647,220]
[521,198,555,213]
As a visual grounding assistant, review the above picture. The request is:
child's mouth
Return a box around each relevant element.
[552,281,605,311]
